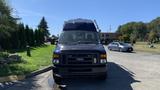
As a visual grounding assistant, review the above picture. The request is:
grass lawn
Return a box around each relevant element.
[0,45,55,77]
[134,42,160,54]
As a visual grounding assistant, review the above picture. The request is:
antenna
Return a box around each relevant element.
[109,25,112,32]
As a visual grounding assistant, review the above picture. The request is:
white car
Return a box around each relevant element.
[108,42,133,52]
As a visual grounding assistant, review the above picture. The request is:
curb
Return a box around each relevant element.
[0,66,53,83]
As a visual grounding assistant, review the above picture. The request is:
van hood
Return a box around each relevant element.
[54,44,106,53]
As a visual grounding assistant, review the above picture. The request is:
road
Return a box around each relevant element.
[1,46,160,90]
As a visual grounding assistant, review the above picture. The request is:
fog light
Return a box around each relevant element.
[53,59,59,64]
[100,59,107,64]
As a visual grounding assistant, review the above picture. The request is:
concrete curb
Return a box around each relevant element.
[0,66,53,83]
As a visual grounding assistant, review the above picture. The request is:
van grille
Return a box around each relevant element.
[62,53,97,65]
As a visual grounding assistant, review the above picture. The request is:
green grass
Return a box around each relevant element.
[0,45,55,77]
[134,42,160,54]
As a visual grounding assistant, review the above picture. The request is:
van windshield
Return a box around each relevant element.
[58,31,100,44]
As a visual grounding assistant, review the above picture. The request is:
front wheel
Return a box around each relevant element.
[108,47,112,51]
[119,48,123,52]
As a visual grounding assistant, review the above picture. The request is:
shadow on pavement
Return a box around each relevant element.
[0,62,141,90]
[56,62,140,90]
[0,77,42,90]
[0,71,52,90]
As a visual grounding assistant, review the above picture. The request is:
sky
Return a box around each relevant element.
[10,0,160,35]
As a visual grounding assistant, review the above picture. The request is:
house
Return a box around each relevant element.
[100,32,118,44]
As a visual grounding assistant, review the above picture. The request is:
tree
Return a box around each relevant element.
[29,28,34,46]
[38,17,50,38]
[148,30,157,43]
[39,29,45,44]
[35,29,39,45]
[0,0,17,50]
[130,30,138,44]
[18,23,26,48]
[25,25,30,45]
[117,22,148,42]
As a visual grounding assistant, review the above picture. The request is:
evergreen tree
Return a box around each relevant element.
[38,17,50,38]
[0,0,17,50]
[39,29,45,44]
[30,28,35,46]
[25,25,30,45]
[18,23,26,48]
[35,29,39,45]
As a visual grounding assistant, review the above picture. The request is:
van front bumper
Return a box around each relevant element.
[52,64,107,78]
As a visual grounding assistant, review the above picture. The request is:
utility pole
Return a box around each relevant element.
[109,25,112,32]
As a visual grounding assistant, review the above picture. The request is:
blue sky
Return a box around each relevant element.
[10,0,160,35]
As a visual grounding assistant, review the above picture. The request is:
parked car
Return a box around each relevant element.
[52,19,107,81]
[108,42,133,52]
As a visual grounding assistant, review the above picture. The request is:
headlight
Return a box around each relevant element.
[100,54,107,64]
[52,53,60,64]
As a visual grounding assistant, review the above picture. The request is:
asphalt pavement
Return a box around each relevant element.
[1,46,160,90]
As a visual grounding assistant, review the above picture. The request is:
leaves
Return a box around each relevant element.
[38,17,50,37]
[116,18,160,43]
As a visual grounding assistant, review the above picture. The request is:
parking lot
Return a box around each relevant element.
[1,46,160,90]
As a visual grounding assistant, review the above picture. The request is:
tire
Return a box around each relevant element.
[53,73,63,85]
[108,47,112,51]
[119,48,123,52]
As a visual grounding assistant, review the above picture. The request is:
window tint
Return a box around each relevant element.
[63,23,97,31]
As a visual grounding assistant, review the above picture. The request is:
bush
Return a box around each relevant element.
[0,52,22,65]
[0,52,9,58]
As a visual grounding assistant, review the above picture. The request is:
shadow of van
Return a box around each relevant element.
[55,62,140,90]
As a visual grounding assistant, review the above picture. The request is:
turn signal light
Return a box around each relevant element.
[100,54,107,59]
[53,54,60,59]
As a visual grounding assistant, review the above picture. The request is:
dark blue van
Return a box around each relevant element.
[52,19,107,80]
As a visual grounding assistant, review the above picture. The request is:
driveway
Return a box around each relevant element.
[1,46,160,90]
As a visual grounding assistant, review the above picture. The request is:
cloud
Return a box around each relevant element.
[13,8,59,20]
[14,9,44,17]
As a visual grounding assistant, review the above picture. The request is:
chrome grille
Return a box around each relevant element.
[64,53,97,65]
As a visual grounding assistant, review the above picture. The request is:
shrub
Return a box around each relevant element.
[0,52,9,58]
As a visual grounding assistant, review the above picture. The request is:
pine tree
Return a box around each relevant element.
[30,28,35,46]
[35,29,39,45]
[38,17,50,39]
[25,25,30,46]
[18,23,26,48]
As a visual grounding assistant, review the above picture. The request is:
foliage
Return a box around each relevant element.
[148,30,158,43]
[0,0,50,50]
[0,51,9,58]
[117,17,160,43]
[130,30,138,44]
[38,17,50,38]
[0,45,54,77]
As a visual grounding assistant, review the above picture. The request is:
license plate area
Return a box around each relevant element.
[68,68,92,72]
